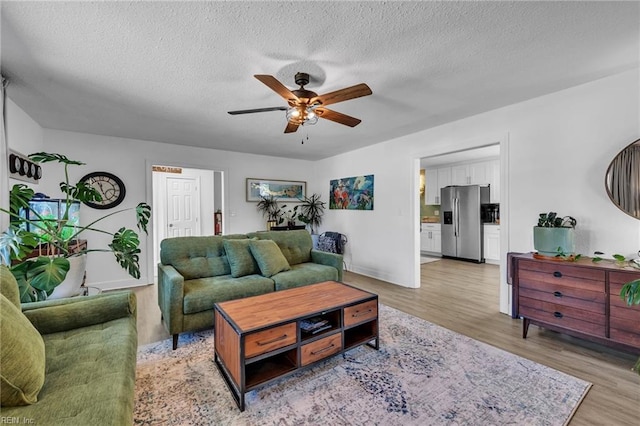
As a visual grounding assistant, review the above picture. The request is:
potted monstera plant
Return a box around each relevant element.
[0,152,150,302]
[533,212,577,257]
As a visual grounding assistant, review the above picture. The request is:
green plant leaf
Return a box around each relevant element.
[0,228,38,263]
[60,181,102,203]
[29,152,85,166]
[109,228,142,278]
[620,279,640,306]
[8,184,34,214]
[25,257,71,293]
[136,203,151,234]
[613,254,626,262]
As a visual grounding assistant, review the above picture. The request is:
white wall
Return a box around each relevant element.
[28,129,314,290]
[316,69,640,301]
[5,98,43,188]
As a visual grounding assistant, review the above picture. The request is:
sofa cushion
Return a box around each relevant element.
[249,239,291,277]
[251,230,312,265]
[0,266,21,309]
[183,275,274,314]
[223,239,259,278]
[0,294,46,406]
[160,235,247,279]
[4,316,138,424]
[271,263,339,291]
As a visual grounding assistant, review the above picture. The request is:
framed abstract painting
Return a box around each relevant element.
[329,175,374,210]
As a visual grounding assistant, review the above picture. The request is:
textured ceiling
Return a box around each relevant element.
[1,1,638,161]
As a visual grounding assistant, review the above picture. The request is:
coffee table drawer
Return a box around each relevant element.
[245,322,297,358]
[301,333,342,366]
[344,300,377,327]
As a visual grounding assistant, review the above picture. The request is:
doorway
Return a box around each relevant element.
[151,165,224,270]
[416,139,510,315]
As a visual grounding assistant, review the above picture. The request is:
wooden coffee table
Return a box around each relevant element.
[214,280,379,411]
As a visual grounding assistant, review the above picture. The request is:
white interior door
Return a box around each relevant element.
[166,176,200,237]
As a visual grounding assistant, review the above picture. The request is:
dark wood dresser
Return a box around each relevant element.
[510,253,640,353]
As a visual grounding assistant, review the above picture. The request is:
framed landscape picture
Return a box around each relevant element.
[246,178,306,202]
[329,174,374,210]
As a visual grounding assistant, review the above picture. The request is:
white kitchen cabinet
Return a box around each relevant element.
[421,224,441,255]
[484,224,500,264]
[425,169,438,205]
[436,168,451,202]
[450,165,469,185]
[446,159,500,203]
[425,167,451,205]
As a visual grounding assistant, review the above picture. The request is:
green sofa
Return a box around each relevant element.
[158,229,343,349]
[0,267,137,425]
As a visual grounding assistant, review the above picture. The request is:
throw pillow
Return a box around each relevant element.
[223,239,259,278]
[0,294,46,406]
[249,240,291,278]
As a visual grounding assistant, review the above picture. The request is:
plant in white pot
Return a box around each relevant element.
[533,212,577,257]
[0,152,151,302]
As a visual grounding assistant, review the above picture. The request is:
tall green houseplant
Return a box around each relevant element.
[0,152,151,302]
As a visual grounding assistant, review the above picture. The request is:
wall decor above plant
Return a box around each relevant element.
[329,174,374,210]
[246,178,306,202]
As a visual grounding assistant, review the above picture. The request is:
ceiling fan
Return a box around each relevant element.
[228,72,372,133]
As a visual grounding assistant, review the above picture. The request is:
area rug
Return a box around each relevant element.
[134,305,591,425]
[421,256,441,264]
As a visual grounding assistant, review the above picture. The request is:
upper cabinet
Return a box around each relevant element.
[425,167,451,204]
[425,158,500,204]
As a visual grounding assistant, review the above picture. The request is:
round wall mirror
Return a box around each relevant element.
[605,138,640,219]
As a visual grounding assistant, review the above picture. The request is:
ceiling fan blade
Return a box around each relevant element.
[284,121,300,133]
[315,108,362,127]
[254,75,299,102]
[228,106,287,115]
[311,83,372,107]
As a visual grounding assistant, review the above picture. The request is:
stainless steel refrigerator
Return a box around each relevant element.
[441,185,489,262]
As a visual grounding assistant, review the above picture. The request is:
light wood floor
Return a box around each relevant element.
[131,259,639,425]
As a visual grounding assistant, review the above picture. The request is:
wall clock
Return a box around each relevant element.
[80,171,126,209]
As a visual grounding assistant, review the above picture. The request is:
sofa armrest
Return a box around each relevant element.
[311,249,344,282]
[22,291,136,335]
[157,263,186,335]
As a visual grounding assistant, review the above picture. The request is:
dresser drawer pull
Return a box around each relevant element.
[352,309,373,318]
[311,343,336,355]
[256,334,288,346]
[553,291,563,298]
[553,271,563,278]
[554,311,563,318]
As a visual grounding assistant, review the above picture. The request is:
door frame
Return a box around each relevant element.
[414,133,511,315]
[144,159,228,280]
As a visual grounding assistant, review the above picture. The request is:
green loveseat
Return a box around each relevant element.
[158,229,343,349]
[0,267,137,425]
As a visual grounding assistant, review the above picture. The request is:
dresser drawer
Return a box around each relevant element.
[344,299,378,328]
[245,322,297,358]
[520,306,606,337]
[519,285,605,312]
[610,282,640,315]
[518,265,604,292]
[300,333,342,366]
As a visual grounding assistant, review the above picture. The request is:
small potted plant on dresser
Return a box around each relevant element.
[533,212,577,258]
[0,152,151,302]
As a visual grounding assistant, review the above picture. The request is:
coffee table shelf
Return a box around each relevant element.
[214,281,379,411]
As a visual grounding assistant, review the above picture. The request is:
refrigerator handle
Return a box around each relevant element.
[454,197,459,237]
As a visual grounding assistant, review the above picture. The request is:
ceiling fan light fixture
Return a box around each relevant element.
[286,106,318,125]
